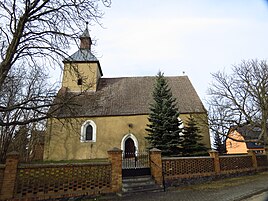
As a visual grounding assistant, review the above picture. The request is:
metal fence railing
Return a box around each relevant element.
[122,151,149,169]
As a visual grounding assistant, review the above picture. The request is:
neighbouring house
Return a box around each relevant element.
[226,125,265,154]
[43,27,211,161]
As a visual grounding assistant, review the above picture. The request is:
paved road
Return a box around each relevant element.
[92,171,268,201]
[244,191,268,201]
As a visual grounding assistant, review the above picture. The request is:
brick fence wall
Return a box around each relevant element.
[0,148,121,201]
[0,149,267,200]
[161,150,268,187]
[219,155,253,172]
[256,154,268,167]
[15,162,112,199]
[163,156,215,178]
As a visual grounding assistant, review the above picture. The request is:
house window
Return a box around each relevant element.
[81,120,96,142]
[229,141,232,148]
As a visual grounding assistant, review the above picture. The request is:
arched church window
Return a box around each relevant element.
[85,124,93,140]
[81,120,96,142]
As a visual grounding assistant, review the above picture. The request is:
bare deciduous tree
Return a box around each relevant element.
[0,0,111,88]
[0,63,90,162]
[0,65,55,162]
[0,0,111,162]
[207,59,268,148]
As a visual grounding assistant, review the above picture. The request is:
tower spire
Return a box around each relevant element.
[80,22,92,50]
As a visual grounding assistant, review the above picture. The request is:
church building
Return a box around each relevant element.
[43,27,210,160]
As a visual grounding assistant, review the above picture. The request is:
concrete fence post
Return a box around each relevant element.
[247,150,258,169]
[149,148,163,185]
[107,147,122,193]
[209,150,220,174]
[0,151,20,200]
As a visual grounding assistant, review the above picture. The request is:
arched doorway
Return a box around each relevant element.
[124,138,135,158]
[121,133,138,158]
[121,134,150,177]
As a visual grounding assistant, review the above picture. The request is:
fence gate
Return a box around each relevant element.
[122,151,151,177]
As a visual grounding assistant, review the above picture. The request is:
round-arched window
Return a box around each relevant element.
[81,120,96,142]
[85,124,93,141]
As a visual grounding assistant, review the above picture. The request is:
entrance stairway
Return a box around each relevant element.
[119,175,164,196]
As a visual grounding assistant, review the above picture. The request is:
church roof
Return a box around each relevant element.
[63,25,98,63]
[54,76,206,118]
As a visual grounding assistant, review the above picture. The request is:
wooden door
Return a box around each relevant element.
[124,138,135,158]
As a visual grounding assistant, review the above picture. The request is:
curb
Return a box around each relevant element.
[234,188,268,201]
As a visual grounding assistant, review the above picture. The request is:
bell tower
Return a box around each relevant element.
[62,23,103,92]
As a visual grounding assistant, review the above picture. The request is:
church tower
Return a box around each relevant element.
[62,24,103,92]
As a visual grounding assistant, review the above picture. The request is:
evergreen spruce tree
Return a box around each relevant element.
[181,115,207,156]
[146,72,183,156]
[213,133,226,155]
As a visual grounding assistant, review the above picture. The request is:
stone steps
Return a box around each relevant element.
[118,176,164,196]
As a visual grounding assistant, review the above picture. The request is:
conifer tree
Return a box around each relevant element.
[146,72,183,156]
[213,132,226,154]
[181,115,207,156]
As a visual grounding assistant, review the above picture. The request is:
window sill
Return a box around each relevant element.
[80,140,96,143]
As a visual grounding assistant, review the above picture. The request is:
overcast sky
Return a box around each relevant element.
[70,0,268,102]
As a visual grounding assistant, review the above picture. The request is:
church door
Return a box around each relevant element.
[122,137,150,177]
[124,138,135,158]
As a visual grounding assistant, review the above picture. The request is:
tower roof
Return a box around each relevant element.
[63,24,103,76]
[80,22,90,38]
[64,49,98,62]
[64,24,97,62]
[79,22,92,50]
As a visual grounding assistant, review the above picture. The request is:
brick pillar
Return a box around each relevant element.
[149,148,163,185]
[264,148,268,156]
[107,147,122,193]
[209,150,220,174]
[247,150,258,169]
[0,151,20,200]
[264,148,268,162]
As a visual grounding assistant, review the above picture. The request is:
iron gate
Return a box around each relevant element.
[122,151,151,177]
